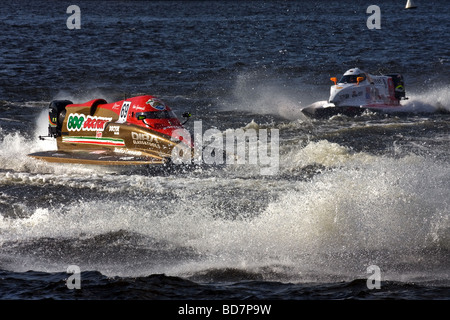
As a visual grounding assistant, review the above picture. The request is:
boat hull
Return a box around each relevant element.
[29,150,166,165]
[28,95,193,166]
[301,104,403,119]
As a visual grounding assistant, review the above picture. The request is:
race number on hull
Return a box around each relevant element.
[117,101,131,123]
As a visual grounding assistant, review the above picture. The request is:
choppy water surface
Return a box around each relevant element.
[0,0,449,302]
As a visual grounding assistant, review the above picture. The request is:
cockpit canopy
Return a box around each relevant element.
[338,73,366,84]
[136,110,177,120]
[131,96,178,121]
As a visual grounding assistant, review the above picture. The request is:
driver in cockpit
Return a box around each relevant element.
[339,73,366,84]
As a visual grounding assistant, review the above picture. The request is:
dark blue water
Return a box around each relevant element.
[0,0,449,306]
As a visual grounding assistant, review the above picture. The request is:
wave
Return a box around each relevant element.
[0,107,117,175]
[401,85,450,113]
[1,139,448,283]
[218,71,307,120]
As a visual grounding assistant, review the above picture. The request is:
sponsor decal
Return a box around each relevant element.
[67,113,85,131]
[49,114,57,127]
[83,116,111,131]
[132,132,157,142]
[373,78,384,85]
[62,136,125,146]
[339,94,349,101]
[67,113,112,132]
[145,98,166,111]
[109,125,120,135]
[133,105,146,111]
[131,132,161,149]
[114,147,142,156]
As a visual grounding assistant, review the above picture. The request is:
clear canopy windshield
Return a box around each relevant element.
[338,74,366,84]
[136,110,177,120]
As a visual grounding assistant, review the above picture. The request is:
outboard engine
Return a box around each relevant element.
[386,74,406,100]
[48,100,73,138]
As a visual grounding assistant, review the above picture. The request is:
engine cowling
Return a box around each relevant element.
[48,100,73,138]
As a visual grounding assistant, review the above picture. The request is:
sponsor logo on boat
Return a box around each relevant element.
[62,136,125,146]
[133,105,146,111]
[352,91,363,97]
[114,147,142,156]
[109,125,120,135]
[67,113,112,132]
[131,132,160,149]
[145,98,166,111]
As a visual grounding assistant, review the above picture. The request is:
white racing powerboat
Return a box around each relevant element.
[302,68,408,118]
